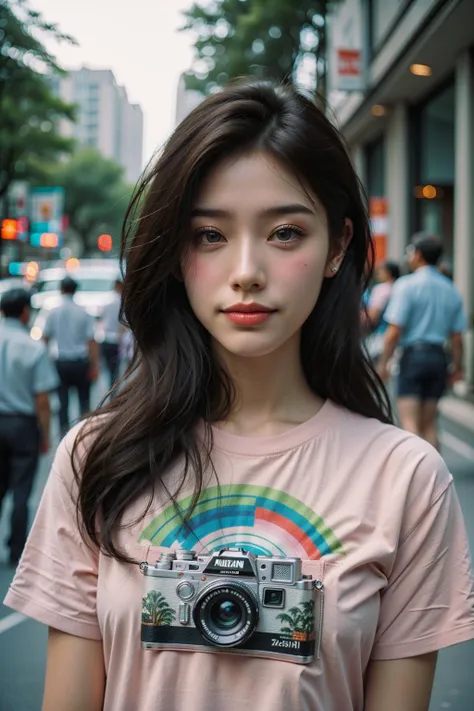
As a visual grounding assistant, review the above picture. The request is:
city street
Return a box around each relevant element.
[0,385,473,711]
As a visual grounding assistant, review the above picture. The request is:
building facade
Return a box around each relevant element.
[52,67,144,184]
[327,0,474,391]
[175,74,203,125]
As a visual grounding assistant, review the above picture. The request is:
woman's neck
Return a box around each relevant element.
[213,335,324,436]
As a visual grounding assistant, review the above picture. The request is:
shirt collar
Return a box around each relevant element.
[2,317,28,332]
[416,265,438,275]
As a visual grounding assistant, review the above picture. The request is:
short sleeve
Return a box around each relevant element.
[32,345,59,394]
[371,476,474,660]
[384,280,411,328]
[3,425,101,640]
[451,295,467,333]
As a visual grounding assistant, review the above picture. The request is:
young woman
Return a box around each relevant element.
[5,82,474,711]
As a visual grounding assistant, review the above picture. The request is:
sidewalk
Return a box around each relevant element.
[438,394,474,434]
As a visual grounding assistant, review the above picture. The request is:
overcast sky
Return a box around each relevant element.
[31,0,196,165]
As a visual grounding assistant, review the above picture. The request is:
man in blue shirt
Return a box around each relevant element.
[0,288,58,565]
[379,233,467,449]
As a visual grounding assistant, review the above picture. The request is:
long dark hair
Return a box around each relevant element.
[73,81,392,561]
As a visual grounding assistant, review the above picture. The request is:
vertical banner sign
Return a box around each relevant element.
[30,187,65,247]
[369,197,388,264]
[328,0,366,93]
[7,181,29,242]
[335,49,364,91]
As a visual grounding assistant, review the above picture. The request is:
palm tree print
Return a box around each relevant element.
[142,590,176,626]
[277,600,314,641]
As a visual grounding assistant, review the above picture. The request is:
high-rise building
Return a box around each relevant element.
[175,74,203,125]
[52,67,144,184]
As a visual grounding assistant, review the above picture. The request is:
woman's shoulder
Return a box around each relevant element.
[52,414,110,486]
[330,402,452,502]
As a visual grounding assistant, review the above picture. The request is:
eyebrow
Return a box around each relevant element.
[191,203,315,219]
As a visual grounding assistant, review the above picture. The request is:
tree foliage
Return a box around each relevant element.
[181,0,339,97]
[0,0,76,201]
[45,149,133,254]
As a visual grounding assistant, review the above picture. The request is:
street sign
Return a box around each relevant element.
[328,0,366,93]
[335,48,364,92]
[30,187,64,246]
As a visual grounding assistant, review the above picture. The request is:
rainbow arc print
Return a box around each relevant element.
[139,484,344,559]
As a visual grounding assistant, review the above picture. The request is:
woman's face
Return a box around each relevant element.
[182,151,344,360]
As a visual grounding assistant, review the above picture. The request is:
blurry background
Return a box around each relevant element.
[1,1,474,709]
[1,0,473,391]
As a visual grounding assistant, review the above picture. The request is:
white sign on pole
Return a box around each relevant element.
[8,181,29,218]
[335,48,364,92]
[329,0,366,93]
[30,187,65,244]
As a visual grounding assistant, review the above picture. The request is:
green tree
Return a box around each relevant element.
[277,600,314,638]
[45,149,133,254]
[142,590,176,626]
[0,0,76,203]
[181,0,339,98]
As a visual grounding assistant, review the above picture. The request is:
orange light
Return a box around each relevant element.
[371,104,388,117]
[25,261,39,281]
[66,257,80,270]
[98,233,113,252]
[410,63,432,77]
[422,185,437,199]
[40,232,59,248]
[1,219,17,240]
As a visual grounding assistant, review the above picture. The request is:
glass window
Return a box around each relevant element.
[365,136,385,197]
[413,82,455,260]
[420,84,455,185]
[369,0,406,50]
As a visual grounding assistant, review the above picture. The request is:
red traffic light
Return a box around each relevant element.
[98,233,112,252]
[1,219,17,240]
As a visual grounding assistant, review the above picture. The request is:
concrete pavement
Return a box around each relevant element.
[0,389,473,711]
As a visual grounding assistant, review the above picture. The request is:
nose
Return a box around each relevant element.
[229,237,266,292]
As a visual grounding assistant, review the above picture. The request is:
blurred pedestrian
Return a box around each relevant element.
[43,276,99,436]
[379,233,466,448]
[363,261,400,361]
[0,288,58,565]
[100,278,124,390]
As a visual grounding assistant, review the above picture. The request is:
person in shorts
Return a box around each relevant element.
[379,233,466,449]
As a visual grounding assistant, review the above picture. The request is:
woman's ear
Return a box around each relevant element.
[324,218,354,279]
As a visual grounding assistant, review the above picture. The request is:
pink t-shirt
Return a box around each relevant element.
[5,400,474,711]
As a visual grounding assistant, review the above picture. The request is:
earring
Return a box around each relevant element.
[330,265,339,273]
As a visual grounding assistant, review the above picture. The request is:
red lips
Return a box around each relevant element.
[222,303,276,326]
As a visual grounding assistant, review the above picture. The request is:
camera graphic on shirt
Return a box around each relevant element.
[140,547,323,664]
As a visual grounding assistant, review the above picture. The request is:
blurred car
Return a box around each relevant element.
[0,276,31,298]
[31,263,120,317]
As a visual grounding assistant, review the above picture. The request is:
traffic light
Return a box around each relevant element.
[1,219,17,240]
[98,233,112,252]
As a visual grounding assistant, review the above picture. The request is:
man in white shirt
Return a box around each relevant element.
[43,277,99,435]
